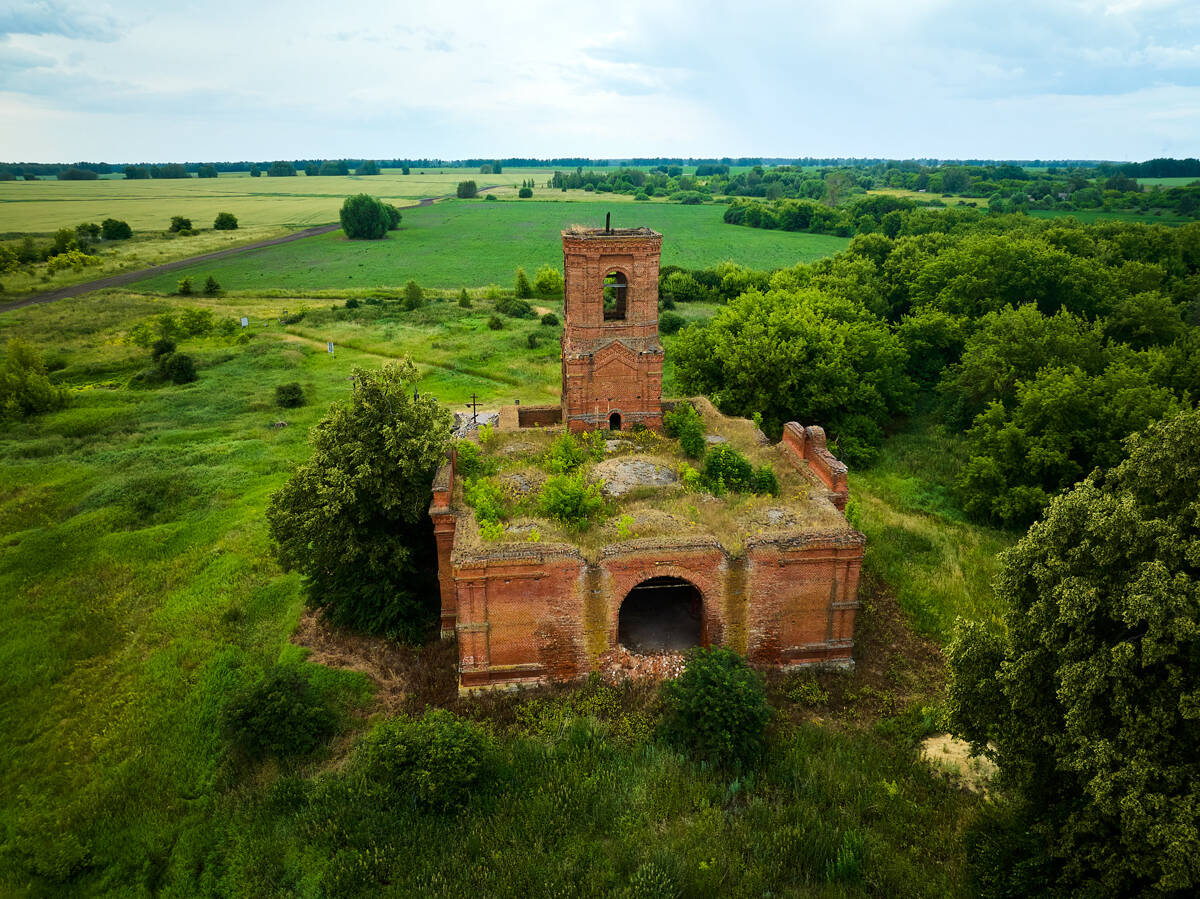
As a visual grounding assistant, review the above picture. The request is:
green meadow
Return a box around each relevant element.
[129,200,850,293]
[0,272,1000,894]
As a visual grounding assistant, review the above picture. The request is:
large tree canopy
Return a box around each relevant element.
[672,287,912,463]
[266,360,451,641]
[948,408,1200,895]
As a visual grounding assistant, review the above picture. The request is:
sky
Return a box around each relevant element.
[1,0,1198,163]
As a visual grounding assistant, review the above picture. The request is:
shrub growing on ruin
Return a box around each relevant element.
[339,193,389,240]
[663,402,706,459]
[221,664,337,760]
[702,443,754,494]
[660,647,771,770]
[275,382,304,408]
[538,472,606,532]
[543,431,604,474]
[357,709,495,811]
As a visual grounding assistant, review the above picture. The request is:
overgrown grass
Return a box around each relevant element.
[0,285,994,895]
[850,415,1016,640]
[128,200,851,292]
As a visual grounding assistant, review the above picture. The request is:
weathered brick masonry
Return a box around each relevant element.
[429,224,865,691]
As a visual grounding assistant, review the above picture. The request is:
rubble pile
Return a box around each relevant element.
[598,645,687,682]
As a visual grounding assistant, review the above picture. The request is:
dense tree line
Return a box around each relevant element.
[669,210,1200,525]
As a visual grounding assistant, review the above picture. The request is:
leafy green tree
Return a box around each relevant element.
[673,287,912,463]
[356,159,380,175]
[100,218,132,240]
[168,216,192,233]
[540,312,558,326]
[339,193,389,239]
[456,180,478,199]
[123,165,149,179]
[383,203,402,230]
[266,360,452,641]
[213,212,238,230]
[57,167,97,181]
[1103,291,1185,349]
[197,165,218,178]
[162,353,197,384]
[518,186,532,198]
[663,402,706,459]
[250,165,261,178]
[458,289,472,308]
[177,277,193,296]
[658,311,686,335]
[203,276,220,295]
[660,648,771,771]
[957,362,1178,526]
[267,161,296,177]
[402,280,424,310]
[0,339,69,419]
[533,265,563,296]
[949,408,1200,895]
[319,160,349,176]
[514,267,533,298]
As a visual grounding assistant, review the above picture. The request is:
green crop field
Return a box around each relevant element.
[128,200,850,293]
[1136,176,1200,188]
[1028,208,1192,225]
[0,169,566,233]
[0,287,996,895]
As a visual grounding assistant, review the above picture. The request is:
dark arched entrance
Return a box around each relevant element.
[609,411,622,431]
[618,576,704,653]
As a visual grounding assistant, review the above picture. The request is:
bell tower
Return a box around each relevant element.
[560,223,664,432]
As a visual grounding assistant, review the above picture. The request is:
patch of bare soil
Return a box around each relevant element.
[291,611,458,714]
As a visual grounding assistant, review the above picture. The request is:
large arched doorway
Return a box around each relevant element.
[618,576,704,653]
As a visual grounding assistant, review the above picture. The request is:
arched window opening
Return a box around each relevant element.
[608,411,622,431]
[618,576,703,653]
[603,271,628,321]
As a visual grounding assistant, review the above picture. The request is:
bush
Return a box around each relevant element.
[514,267,534,299]
[534,265,564,296]
[356,709,494,811]
[496,296,534,319]
[402,280,424,310]
[177,277,193,296]
[339,193,389,240]
[345,297,360,309]
[464,477,510,525]
[540,312,559,326]
[458,289,471,308]
[0,338,69,420]
[150,338,176,362]
[203,275,220,295]
[518,186,533,198]
[162,353,197,384]
[168,216,192,233]
[275,382,304,407]
[456,180,478,199]
[542,431,605,474]
[659,311,686,335]
[659,647,771,770]
[383,203,402,230]
[213,211,238,230]
[751,465,779,496]
[100,218,132,240]
[179,307,213,336]
[487,314,503,330]
[526,332,538,349]
[221,665,337,759]
[702,443,754,493]
[663,402,706,459]
[538,471,606,532]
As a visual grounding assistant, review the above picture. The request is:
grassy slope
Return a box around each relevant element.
[128,200,851,292]
[0,260,1002,894]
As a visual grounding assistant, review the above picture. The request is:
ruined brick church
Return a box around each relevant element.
[430,224,864,691]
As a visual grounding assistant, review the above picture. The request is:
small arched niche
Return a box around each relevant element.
[608,411,622,431]
[602,270,628,321]
[618,576,704,653]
